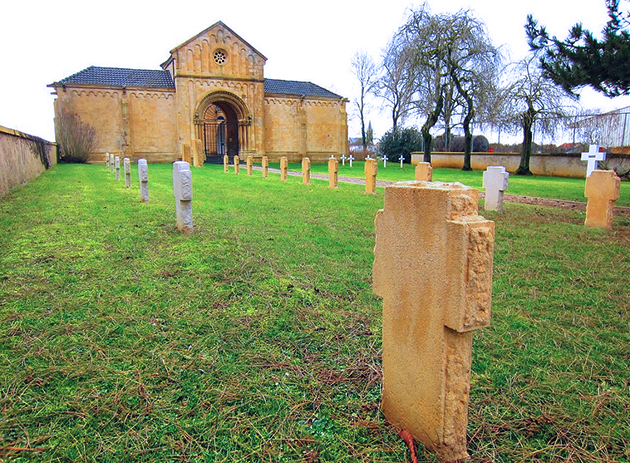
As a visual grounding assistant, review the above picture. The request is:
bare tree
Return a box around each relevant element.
[377,38,416,131]
[55,109,97,163]
[351,51,379,155]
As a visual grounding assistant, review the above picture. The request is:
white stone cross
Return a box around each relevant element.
[330,154,336,160]
[482,166,510,212]
[349,154,354,167]
[341,154,347,166]
[138,159,149,202]
[581,144,606,178]
[381,155,387,168]
[399,155,404,168]
[173,161,193,232]
[366,154,372,160]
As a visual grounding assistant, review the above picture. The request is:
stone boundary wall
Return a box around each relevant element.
[0,125,57,197]
[411,152,630,178]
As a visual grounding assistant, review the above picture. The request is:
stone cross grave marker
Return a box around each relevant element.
[280,156,289,181]
[349,154,354,167]
[182,144,192,164]
[585,169,621,229]
[581,144,606,178]
[381,155,387,168]
[341,154,347,166]
[224,155,229,173]
[262,156,269,178]
[234,155,240,174]
[124,157,131,188]
[192,139,204,168]
[172,161,193,232]
[302,157,311,185]
[415,161,433,181]
[482,166,510,212]
[110,153,114,173]
[399,155,404,168]
[364,158,378,194]
[373,181,494,462]
[246,156,253,176]
[115,156,120,181]
[138,159,149,202]
[328,156,338,188]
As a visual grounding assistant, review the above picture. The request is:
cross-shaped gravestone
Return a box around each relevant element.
[482,166,510,212]
[581,144,606,178]
[341,154,347,166]
[381,155,387,168]
[349,154,354,167]
[138,159,149,202]
[366,154,372,160]
[399,155,404,168]
[173,161,193,232]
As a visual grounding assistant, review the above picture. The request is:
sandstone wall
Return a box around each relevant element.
[0,125,57,197]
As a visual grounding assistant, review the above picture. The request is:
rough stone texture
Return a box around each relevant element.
[262,156,269,178]
[585,169,621,229]
[482,166,509,212]
[415,162,433,181]
[364,159,378,194]
[247,156,253,176]
[110,153,114,173]
[192,139,204,168]
[280,156,289,182]
[373,181,494,462]
[138,158,149,202]
[182,144,192,164]
[115,156,120,181]
[328,157,338,188]
[302,157,311,185]
[224,155,229,173]
[234,155,240,174]
[124,157,131,188]
[173,161,193,232]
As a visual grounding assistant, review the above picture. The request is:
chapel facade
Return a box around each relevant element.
[49,21,349,163]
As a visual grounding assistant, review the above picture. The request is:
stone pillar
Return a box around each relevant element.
[373,182,494,462]
[280,156,288,182]
[105,153,110,168]
[173,161,193,232]
[138,159,149,203]
[482,166,510,212]
[192,139,204,168]
[364,158,378,194]
[182,144,192,164]
[302,157,311,185]
[109,153,114,173]
[328,157,339,188]
[123,157,131,188]
[224,155,229,173]
[415,162,433,181]
[115,156,120,181]
[262,156,269,178]
[247,156,253,176]
[585,169,620,229]
[234,155,240,174]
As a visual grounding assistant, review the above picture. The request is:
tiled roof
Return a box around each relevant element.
[49,66,175,89]
[264,79,342,99]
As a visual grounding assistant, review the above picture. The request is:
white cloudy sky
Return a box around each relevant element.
[1,0,628,142]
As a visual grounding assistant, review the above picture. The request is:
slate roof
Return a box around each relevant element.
[49,66,343,99]
[49,66,175,89]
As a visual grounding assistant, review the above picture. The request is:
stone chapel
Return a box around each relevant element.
[48,21,349,163]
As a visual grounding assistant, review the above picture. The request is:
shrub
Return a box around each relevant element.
[379,127,423,163]
[55,109,97,163]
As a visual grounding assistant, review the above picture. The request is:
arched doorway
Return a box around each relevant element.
[195,91,251,163]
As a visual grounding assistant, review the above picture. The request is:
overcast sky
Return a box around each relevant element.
[1,0,628,143]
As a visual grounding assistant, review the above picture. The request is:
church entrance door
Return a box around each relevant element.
[200,102,239,163]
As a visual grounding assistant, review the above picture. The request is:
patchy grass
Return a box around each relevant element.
[0,163,628,462]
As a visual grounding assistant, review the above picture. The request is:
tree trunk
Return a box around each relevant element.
[421,92,444,163]
[461,101,474,171]
[516,114,534,176]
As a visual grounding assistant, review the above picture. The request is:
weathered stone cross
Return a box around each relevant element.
[381,155,387,168]
[348,154,354,167]
[581,144,606,178]
[341,154,347,166]
[399,155,404,168]
[482,166,510,212]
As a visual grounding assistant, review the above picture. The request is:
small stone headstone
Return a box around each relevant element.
[364,158,378,194]
[262,156,269,178]
[182,144,192,164]
[415,162,433,181]
[115,156,120,181]
[234,155,240,174]
[124,157,131,188]
[105,153,110,168]
[280,156,288,182]
[224,155,229,173]
[302,157,311,185]
[581,144,606,178]
[138,159,149,202]
[247,156,253,176]
[482,166,509,212]
[110,153,115,173]
[585,169,620,229]
[192,139,204,168]
[328,157,338,189]
[172,161,193,232]
[374,181,494,462]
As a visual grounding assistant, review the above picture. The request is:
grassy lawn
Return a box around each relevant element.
[1,163,629,462]
[280,161,630,207]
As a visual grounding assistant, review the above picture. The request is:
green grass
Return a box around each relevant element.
[1,164,629,462]
[282,161,630,207]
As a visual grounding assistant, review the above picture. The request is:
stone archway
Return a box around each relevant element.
[194,90,251,162]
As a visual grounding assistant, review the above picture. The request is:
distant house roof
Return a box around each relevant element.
[48,66,175,89]
[49,66,343,99]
